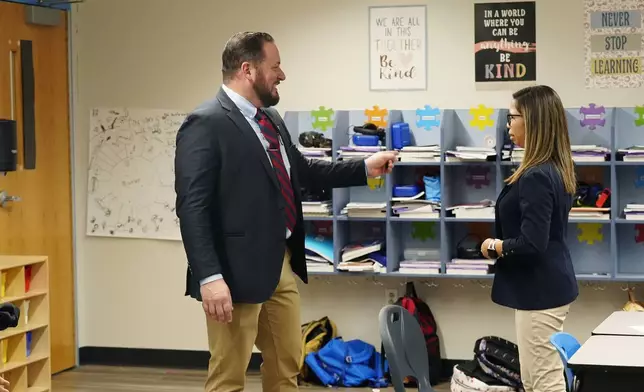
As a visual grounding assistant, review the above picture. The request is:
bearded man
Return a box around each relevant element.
[174,31,396,392]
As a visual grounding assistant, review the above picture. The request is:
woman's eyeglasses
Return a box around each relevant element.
[507,113,521,126]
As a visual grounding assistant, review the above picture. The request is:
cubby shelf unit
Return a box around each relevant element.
[0,255,50,392]
[284,106,644,282]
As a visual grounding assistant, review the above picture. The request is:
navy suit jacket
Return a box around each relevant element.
[492,163,579,311]
[174,88,367,304]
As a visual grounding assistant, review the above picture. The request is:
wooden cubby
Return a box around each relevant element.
[0,256,50,392]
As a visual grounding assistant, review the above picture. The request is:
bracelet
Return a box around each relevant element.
[487,239,499,258]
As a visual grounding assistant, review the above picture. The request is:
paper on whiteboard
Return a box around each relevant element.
[86,107,187,241]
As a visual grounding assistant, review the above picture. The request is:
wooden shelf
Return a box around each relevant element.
[0,256,50,392]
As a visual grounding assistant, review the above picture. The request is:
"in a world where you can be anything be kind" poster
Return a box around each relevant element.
[474,1,536,89]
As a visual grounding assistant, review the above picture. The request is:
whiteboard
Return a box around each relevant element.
[86,107,188,241]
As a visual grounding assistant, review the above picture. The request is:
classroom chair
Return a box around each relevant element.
[378,304,435,392]
[550,331,581,392]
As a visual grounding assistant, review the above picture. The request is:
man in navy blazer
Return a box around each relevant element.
[174,31,397,392]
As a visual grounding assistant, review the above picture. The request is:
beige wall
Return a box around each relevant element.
[71,0,641,358]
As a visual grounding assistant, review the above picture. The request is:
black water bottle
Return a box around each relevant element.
[0,119,17,173]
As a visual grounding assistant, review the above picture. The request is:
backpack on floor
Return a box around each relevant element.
[304,337,389,388]
[473,336,522,390]
[450,361,519,392]
[383,281,442,386]
[298,316,338,383]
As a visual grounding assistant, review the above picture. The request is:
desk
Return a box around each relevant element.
[568,335,644,392]
[592,311,644,336]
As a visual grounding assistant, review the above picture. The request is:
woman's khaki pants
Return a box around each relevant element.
[515,303,570,392]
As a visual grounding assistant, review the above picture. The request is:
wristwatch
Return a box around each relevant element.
[487,239,499,259]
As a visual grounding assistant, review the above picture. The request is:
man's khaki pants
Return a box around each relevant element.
[515,303,571,392]
[204,250,301,392]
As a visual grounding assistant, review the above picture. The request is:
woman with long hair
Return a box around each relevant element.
[481,85,578,392]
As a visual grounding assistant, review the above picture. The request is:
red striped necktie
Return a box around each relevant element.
[254,109,296,232]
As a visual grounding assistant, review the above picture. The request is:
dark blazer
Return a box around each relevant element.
[492,163,579,311]
[174,87,367,304]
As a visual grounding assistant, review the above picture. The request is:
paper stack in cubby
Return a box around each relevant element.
[398,248,441,274]
[624,204,644,220]
[302,201,332,217]
[392,200,440,219]
[446,199,495,219]
[617,146,644,161]
[398,261,441,274]
[299,147,332,161]
[397,145,441,162]
[444,146,496,162]
[571,145,610,162]
[445,258,495,275]
[305,235,334,273]
[337,240,385,272]
[569,207,610,220]
[391,189,440,219]
[341,202,386,218]
[337,145,385,160]
[508,147,524,162]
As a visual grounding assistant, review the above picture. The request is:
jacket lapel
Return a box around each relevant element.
[217,88,280,190]
[496,182,512,205]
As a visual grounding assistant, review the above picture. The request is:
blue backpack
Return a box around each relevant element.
[304,337,389,388]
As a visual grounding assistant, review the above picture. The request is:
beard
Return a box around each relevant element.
[252,71,280,108]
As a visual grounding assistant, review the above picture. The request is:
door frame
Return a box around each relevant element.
[66,5,80,369]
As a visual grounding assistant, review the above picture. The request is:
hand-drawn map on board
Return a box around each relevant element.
[86,107,187,240]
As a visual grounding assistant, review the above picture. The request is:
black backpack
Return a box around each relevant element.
[474,336,522,389]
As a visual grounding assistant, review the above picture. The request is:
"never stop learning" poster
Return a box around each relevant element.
[474,1,536,89]
[584,0,644,88]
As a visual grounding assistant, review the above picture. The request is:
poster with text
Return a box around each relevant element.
[474,1,536,87]
[369,5,427,91]
[584,0,644,89]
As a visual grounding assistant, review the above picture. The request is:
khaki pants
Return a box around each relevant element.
[204,250,301,392]
[515,304,570,392]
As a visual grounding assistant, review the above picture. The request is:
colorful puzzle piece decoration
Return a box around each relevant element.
[415,105,441,131]
[635,224,644,244]
[411,222,436,241]
[579,103,606,130]
[635,105,644,127]
[465,166,491,189]
[577,223,603,244]
[365,105,388,128]
[635,167,644,188]
[310,106,335,131]
[469,104,494,131]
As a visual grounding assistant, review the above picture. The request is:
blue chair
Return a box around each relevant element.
[549,332,581,392]
[378,304,434,392]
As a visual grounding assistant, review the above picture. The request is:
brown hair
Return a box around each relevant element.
[221,32,274,82]
[505,85,577,194]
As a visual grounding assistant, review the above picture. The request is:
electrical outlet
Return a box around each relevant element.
[385,289,398,305]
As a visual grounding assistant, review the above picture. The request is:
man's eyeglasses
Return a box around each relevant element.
[507,113,521,126]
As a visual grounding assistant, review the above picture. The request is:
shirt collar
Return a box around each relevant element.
[221,84,258,119]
